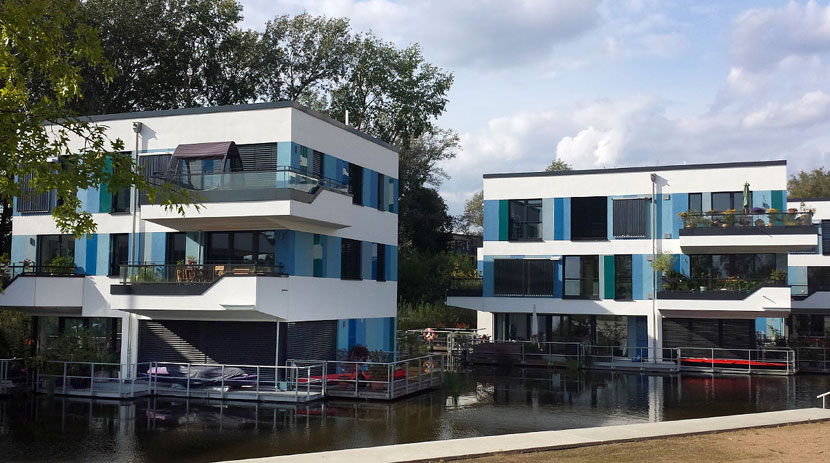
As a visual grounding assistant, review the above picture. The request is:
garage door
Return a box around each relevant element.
[138,320,277,365]
[662,318,756,352]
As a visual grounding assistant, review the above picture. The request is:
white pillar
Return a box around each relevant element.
[477,311,494,338]
[647,310,662,362]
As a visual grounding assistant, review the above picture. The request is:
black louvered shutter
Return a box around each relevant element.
[613,198,648,238]
[138,154,171,204]
[138,320,277,365]
[237,143,278,171]
[18,173,50,213]
[285,321,338,361]
[822,220,830,256]
[525,260,554,296]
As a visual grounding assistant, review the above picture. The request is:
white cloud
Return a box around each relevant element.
[242,0,601,70]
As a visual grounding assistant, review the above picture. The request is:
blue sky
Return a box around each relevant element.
[240,1,830,214]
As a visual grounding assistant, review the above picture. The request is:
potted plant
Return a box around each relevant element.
[49,254,75,275]
[723,209,736,227]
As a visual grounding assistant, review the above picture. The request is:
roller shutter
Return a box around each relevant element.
[662,318,755,352]
[138,320,277,365]
[284,321,338,361]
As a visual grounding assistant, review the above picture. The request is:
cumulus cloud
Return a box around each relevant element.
[241,0,601,70]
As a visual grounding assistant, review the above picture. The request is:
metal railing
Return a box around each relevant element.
[676,346,796,375]
[679,210,813,229]
[470,340,680,368]
[149,167,349,199]
[289,354,445,400]
[118,263,286,285]
[447,278,483,297]
[1,264,83,288]
[35,361,152,397]
[818,391,830,409]
[795,347,830,372]
[658,277,787,299]
[146,361,326,402]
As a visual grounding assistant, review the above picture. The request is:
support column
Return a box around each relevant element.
[647,310,662,362]
[477,311,494,339]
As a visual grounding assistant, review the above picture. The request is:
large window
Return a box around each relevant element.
[712,191,750,211]
[690,253,776,287]
[205,231,275,265]
[563,255,599,299]
[349,163,363,205]
[612,198,648,238]
[341,238,362,280]
[111,186,130,213]
[166,232,187,264]
[614,255,633,300]
[571,196,607,240]
[808,266,830,294]
[109,233,129,276]
[688,193,703,212]
[508,199,542,240]
[493,259,554,296]
[37,235,75,267]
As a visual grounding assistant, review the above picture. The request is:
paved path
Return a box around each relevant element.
[228,407,830,463]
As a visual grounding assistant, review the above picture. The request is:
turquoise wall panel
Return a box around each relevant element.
[542,198,554,241]
[553,198,564,240]
[388,245,397,281]
[327,236,341,278]
[632,254,645,300]
[606,197,614,240]
[277,142,292,167]
[483,200,500,241]
[554,259,563,298]
[276,230,295,275]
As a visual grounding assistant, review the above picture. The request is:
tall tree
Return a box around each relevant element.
[788,168,830,198]
[257,13,352,103]
[0,0,188,237]
[398,186,452,253]
[398,129,459,196]
[77,0,256,114]
[546,158,573,172]
[328,34,454,149]
[458,191,484,235]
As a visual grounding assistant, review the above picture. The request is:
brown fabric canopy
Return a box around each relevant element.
[167,141,241,173]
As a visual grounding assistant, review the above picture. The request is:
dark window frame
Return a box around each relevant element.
[377,173,385,211]
[37,234,75,267]
[711,191,751,212]
[493,258,554,297]
[508,199,543,241]
[563,255,600,299]
[571,196,608,241]
[688,193,703,212]
[612,198,648,239]
[349,163,363,206]
[376,244,386,281]
[341,238,362,280]
[205,231,275,265]
[109,233,130,276]
[614,254,633,301]
[166,232,187,264]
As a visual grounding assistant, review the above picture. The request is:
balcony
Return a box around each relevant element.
[107,264,397,322]
[140,168,357,231]
[657,277,791,318]
[446,278,483,297]
[110,263,287,296]
[678,210,817,253]
[657,277,787,301]
[0,265,85,314]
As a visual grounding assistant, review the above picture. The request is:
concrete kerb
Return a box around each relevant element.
[224,408,830,463]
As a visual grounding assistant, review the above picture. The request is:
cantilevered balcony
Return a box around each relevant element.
[140,168,356,231]
[678,210,817,253]
[657,277,791,318]
[0,265,85,315]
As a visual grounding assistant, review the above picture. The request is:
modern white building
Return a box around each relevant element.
[787,197,830,343]
[1,102,399,367]
[447,161,818,360]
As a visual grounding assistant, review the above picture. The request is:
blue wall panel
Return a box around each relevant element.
[483,258,494,297]
[11,235,35,264]
[277,142,292,167]
[84,235,97,275]
[553,198,564,240]
[632,254,645,300]
[327,236,341,278]
[276,230,295,275]
[96,234,110,276]
[671,193,688,238]
[554,259,563,298]
[483,200,500,241]
[293,231,313,277]
[389,245,398,281]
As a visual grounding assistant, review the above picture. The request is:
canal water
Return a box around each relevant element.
[1,368,828,462]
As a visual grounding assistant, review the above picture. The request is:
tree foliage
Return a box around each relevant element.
[458,191,484,235]
[0,0,188,237]
[399,186,452,253]
[788,168,830,199]
[546,158,573,172]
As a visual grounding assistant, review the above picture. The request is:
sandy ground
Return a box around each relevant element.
[452,421,830,463]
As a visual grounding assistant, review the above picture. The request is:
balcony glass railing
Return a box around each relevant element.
[146,167,349,203]
[118,263,286,285]
[1,264,82,289]
[447,278,483,297]
[679,210,813,230]
[658,276,787,299]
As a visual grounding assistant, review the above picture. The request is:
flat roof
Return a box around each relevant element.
[79,101,398,152]
[483,160,787,179]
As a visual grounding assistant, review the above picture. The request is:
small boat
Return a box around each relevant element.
[144,365,257,388]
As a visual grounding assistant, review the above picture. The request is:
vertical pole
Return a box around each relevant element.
[90,363,95,395]
[186,363,191,398]
[256,366,260,400]
[221,364,225,399]
[62,362,67,394]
